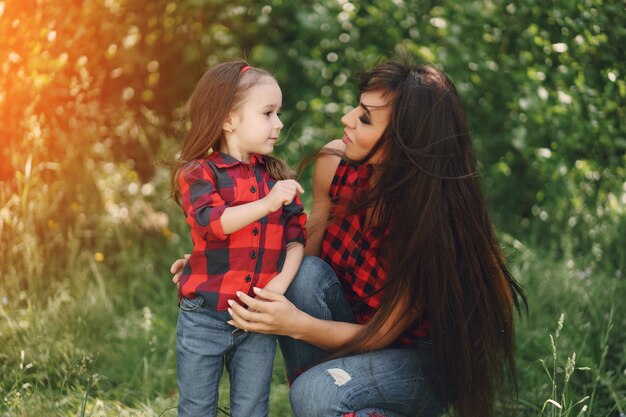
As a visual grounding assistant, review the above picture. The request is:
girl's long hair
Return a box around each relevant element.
[331,58,527,417]
[170,60,293,205]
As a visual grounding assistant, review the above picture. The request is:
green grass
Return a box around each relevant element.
[1,166,624,417]
[510,242,625,417]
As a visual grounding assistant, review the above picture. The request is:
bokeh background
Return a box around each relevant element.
[1,0,624,416]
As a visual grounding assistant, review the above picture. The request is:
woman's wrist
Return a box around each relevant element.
[287,309,310,340]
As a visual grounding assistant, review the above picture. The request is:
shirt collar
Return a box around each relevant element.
[208,151,266,168]
[346,159,372,180]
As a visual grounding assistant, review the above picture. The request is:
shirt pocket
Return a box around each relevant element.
[216,176,235,203]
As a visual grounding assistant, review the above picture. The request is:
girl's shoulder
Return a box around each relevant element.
[179,159,214,180]
[181,158,211,170]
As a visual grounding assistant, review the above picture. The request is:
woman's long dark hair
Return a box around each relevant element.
[170,60,293,205]
[332,58,527,417]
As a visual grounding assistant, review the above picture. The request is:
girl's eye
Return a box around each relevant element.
[358,114,371,125]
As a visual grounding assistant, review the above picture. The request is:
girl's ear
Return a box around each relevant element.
[223,113,240,133]
[223,119,233,133]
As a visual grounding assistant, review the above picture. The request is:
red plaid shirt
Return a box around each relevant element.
[321,159,429,346]
[178,152,306,311]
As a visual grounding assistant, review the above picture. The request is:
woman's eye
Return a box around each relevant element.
[359,115,371,125]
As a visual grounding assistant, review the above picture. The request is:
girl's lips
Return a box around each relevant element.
[342,133,352,144]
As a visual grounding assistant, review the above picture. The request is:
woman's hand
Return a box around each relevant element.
[170,254,190,288]
[227,287,303,336]
[230,285,368,351]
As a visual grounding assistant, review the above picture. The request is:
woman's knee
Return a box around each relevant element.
[286,256,354,323]
[289,369,336,417]
[286,256,338,297]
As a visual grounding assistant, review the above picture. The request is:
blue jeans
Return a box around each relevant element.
[177,295,276,417]
[279,256,445,417]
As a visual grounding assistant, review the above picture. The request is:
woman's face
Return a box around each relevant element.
[341,89,392,164]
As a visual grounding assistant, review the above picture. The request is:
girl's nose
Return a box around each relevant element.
[273,115,283,131]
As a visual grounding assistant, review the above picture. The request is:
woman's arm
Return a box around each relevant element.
[227,288,361,350]
[227,287,414,352]
[304,139,344,256]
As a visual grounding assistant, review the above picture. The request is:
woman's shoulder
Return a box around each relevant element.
[323,139,346,153]
[315,139,346,171]
[315,140,345,171]
[312,140,345,196]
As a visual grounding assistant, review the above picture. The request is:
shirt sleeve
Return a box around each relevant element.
[179,162,228,241]
[283,194,307,245]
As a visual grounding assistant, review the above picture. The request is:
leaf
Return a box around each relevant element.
[546,399,563,409]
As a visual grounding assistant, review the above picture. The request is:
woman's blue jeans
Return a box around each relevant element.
[279,256,445,417]
[176,295,276,417]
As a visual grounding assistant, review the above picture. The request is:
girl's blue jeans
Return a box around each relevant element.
[279,256,446,417]
[176,295,276,417]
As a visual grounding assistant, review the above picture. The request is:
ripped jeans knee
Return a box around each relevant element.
[326,367,352,386]
[289,349,444,417]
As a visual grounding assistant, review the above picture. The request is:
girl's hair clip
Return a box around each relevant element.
[240,65,252,74]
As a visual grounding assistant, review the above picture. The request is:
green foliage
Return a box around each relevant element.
[511,246,626,416]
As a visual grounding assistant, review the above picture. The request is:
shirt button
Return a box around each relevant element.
[250,250,257,259]
[250,185,257,193]
[252,228,259,235]
[245,275,251,282]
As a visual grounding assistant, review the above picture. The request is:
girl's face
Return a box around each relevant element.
[223,78,283,162]
[341,89,392,164]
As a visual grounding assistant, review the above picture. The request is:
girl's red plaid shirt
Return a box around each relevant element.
[177,151,306,311]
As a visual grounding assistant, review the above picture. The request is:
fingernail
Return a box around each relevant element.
[228,308,233,315]
[227,299,234,306]
[236,291,242,297]
[227,320,234,326]
[253,287,261,293]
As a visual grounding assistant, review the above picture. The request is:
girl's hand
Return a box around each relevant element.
[227,287,303,336]
[264,180,304,212]
[170,254,190,288]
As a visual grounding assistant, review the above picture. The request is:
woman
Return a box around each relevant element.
[172,57,526,417]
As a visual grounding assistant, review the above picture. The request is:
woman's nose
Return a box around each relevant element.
[341,107,356,128]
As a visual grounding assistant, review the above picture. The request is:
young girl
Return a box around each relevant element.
[170,61,306,417]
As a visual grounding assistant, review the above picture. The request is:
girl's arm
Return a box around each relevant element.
[172,170,305,277]
[261,242,304,294]
[180,164,303,240]
[304,139,344,256]
[220,179,304,235]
